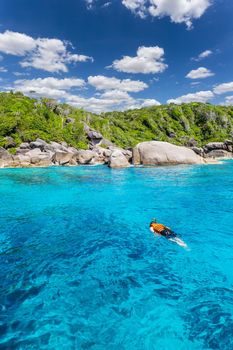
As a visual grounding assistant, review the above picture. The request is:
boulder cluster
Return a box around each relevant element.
[191,140,233,159]
[0,126,232,169]
[0,138,132,169]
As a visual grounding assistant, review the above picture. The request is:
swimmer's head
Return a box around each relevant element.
[150,218,157,225]
[149,218,157,232]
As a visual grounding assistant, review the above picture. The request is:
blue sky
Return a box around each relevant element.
[0,0,233,113]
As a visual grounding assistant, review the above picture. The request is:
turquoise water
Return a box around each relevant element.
[0,162,233,350]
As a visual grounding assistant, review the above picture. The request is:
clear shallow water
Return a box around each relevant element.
[0,162,233,350]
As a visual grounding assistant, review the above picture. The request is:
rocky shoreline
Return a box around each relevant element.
[0,127,232,169]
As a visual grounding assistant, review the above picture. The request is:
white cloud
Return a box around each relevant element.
[122,0,211,28]
[0,30,93,73]
[12,76,155,113]
[16,77,85,90]
[0,66,7,72]
[67,94,132,113]
[167,90,214,104]
[110,46,167,74]
[134,98,160,108]
[99,90,133,100]
[225,96,233,106]
[88,75,148,91]
[14,77,85,100]
[0,30,36,55]
[67,93,160,113]
[193,49,212,61]
[213,82,233,95]
[186,67,214,79]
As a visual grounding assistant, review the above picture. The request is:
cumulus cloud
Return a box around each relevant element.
[225,96,233,106]
[167,90,214,104]
[186,67,214,79]
[12,75,158,113]
[122,0,211,28]
[88,75,148,91]
[213,82,233,95]
[99,90,133,100]
[14,77,85,100]
[192,49,212,61]
[129,98,161,109]
[67,94,160,113]
[109,46,167,74]
[0,30,93,73]
[0,30,36,55]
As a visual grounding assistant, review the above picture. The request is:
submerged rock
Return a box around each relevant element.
[133,141,204,165]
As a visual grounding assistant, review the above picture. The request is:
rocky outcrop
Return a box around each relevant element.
[0,147,14,167]
[75,150,96,165]
[133,141,204,165]
[0,133,232,169]
[205,150,233,159]
[84,124,113,149]
[190,147,204,157]
[202,140,233,159]
[52,151,74,165]
[108,150,130,168]
[0,136,130,168]
[3,136,16,149]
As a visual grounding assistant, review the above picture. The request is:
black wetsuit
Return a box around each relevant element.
[160,228,177,239]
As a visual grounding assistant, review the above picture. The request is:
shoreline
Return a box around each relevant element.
[1,157,231,170]
[1,139,233,170]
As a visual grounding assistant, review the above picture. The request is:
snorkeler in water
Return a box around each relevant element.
[149,218,187,248]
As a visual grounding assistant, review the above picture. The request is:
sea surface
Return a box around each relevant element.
[0,162,233,350]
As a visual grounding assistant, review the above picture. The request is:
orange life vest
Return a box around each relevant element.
[151,223,166,233]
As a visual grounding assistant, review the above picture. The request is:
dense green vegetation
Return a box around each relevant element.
[0,92,233,150]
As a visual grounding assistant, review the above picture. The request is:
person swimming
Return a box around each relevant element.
[149,218,187,248]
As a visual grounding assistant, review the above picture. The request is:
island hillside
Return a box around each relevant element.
[1,92,233,151]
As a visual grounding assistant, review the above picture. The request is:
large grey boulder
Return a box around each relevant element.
[84,124,103,147]
[30,138,47,151]
[25,148,44,157]
[191,147,204,157]
[0,148,14,168]
[4,136,16,149]
[52,151,74,165]
[90,147,107,164]
[109,147,132,162]
[25,148,53,166]
[13,154,31,167]
[75,150,96,164]
[19,142,30,149]
[108,150,130,168]
[133,141,204,165]
[204,142,227,152]
[225,140,233,152]
[16,148,31,155]
[205,150,233,159]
